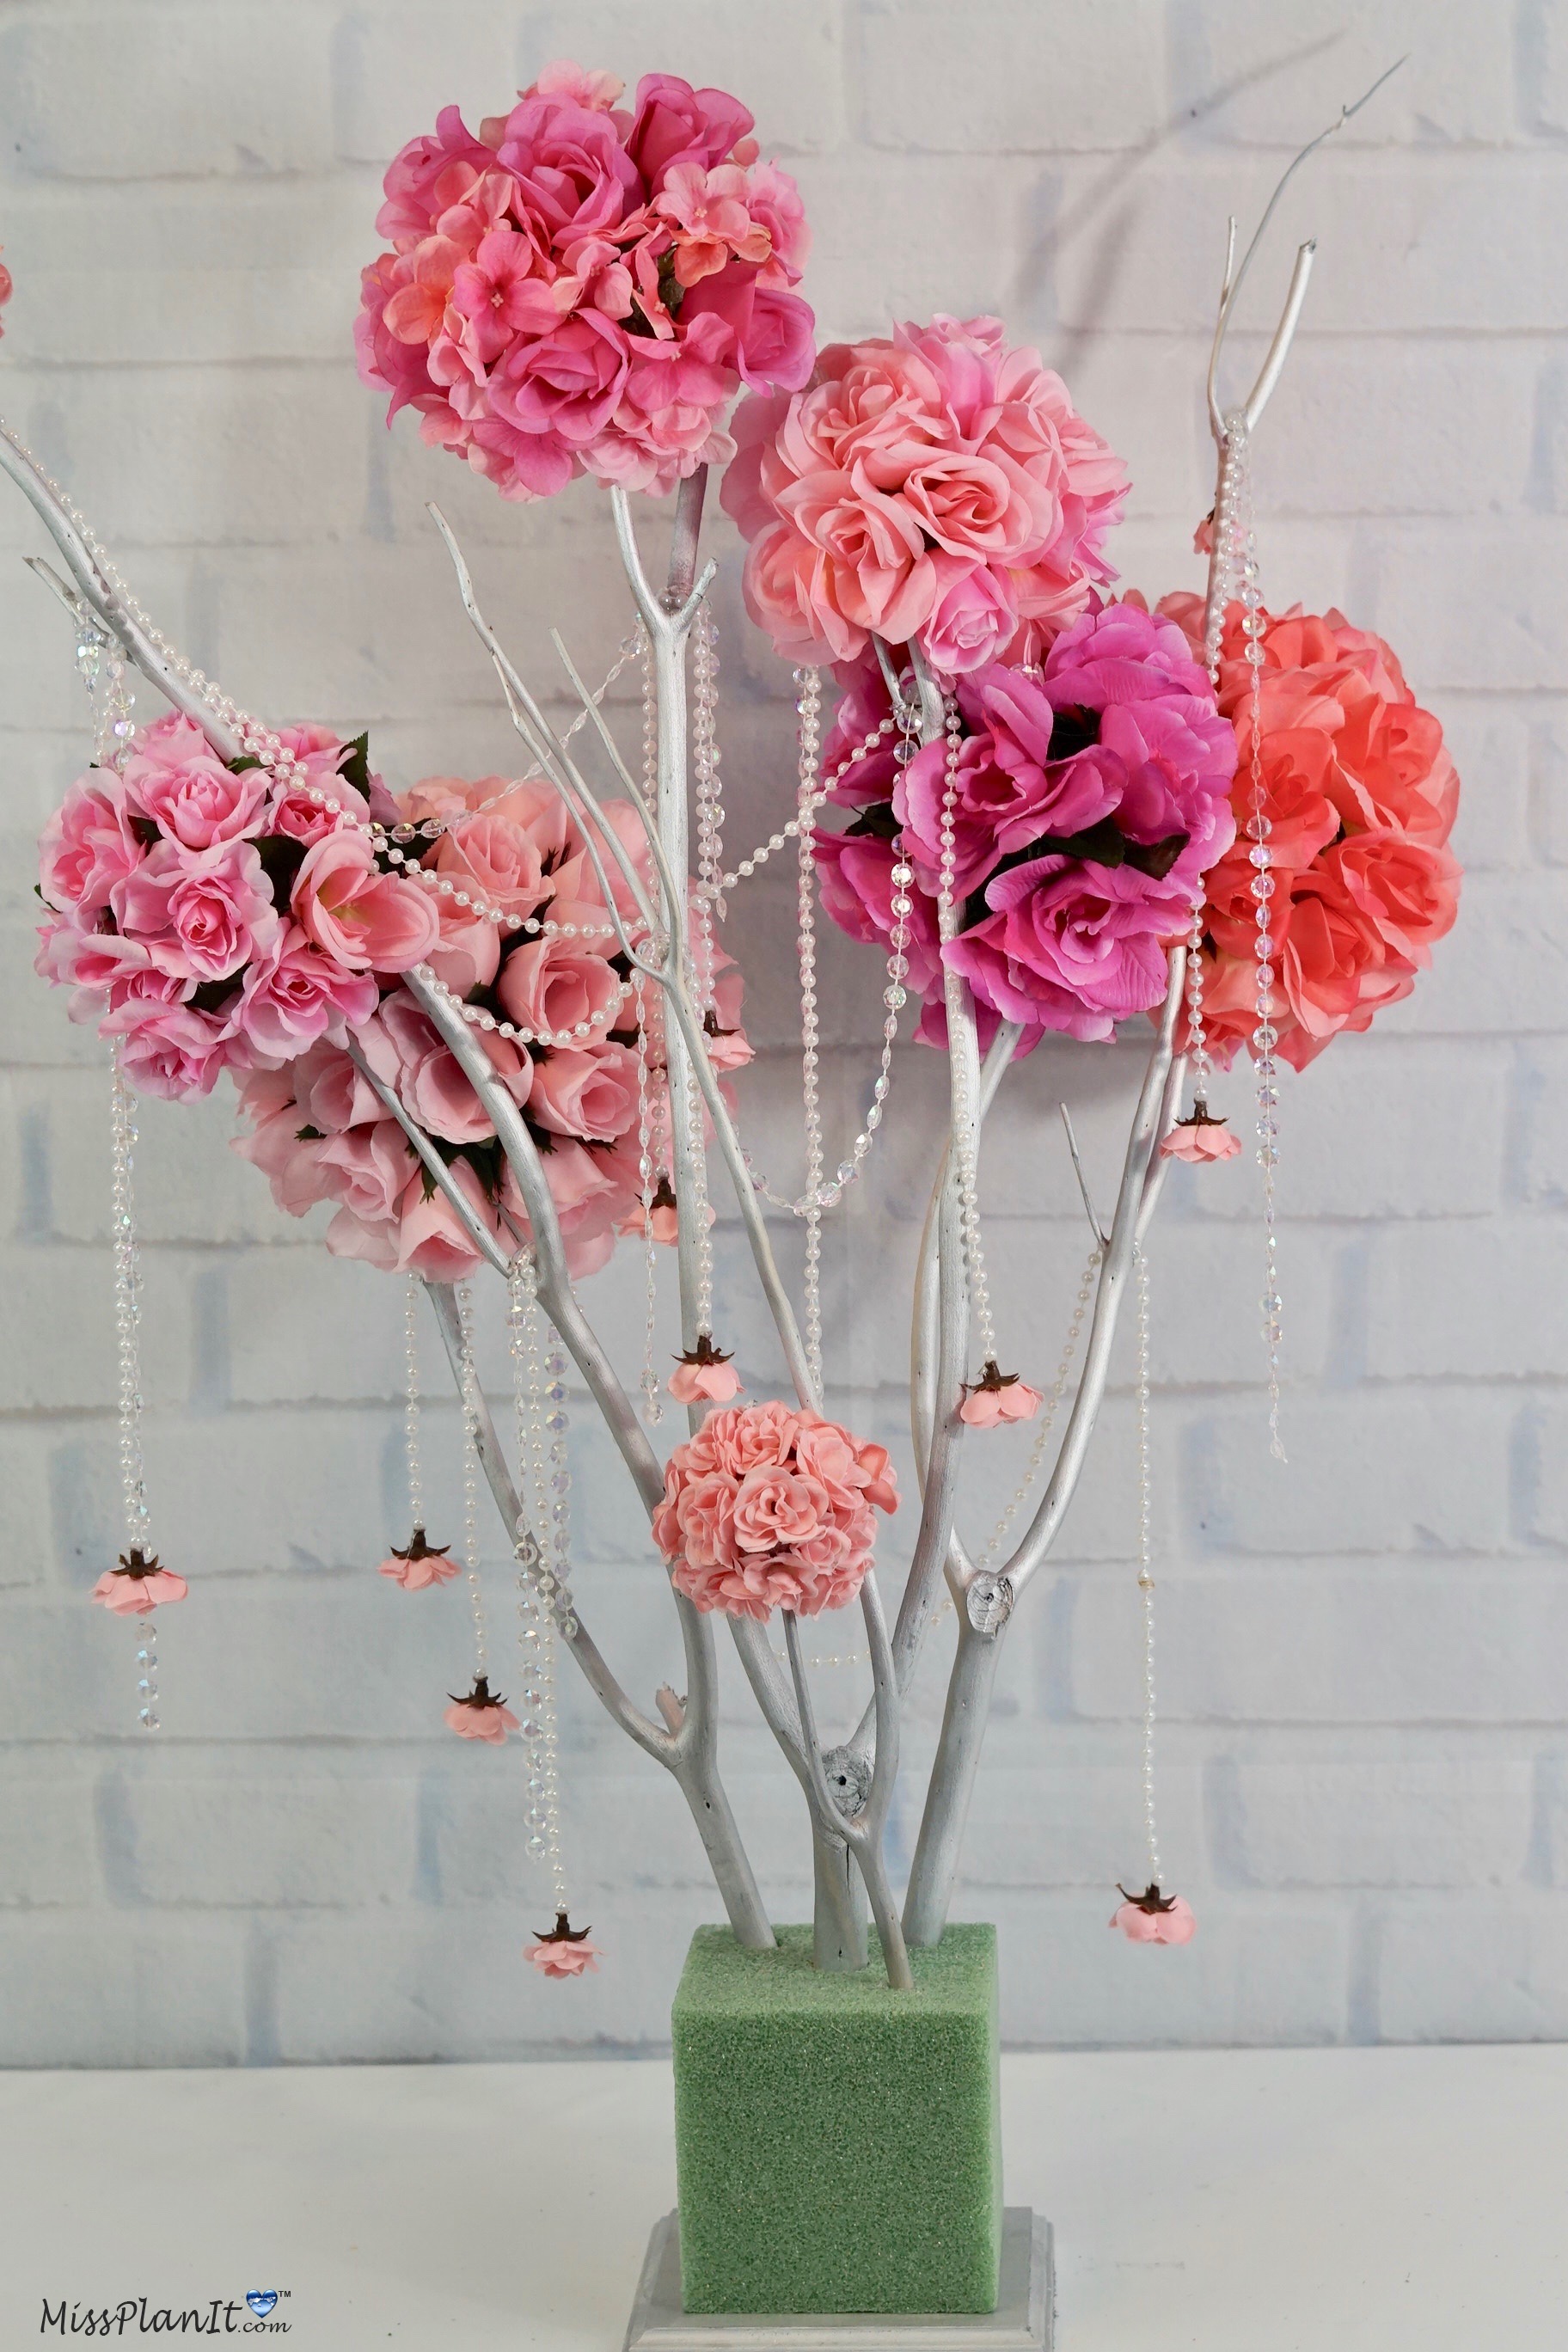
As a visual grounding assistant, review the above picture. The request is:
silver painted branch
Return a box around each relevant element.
[345,1044,513,1277]
[1202,62,1403,641]
[422,1275,774,1948]
[902,951,1187,1945]
[2,424,247,755]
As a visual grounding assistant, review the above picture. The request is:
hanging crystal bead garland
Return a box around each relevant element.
[1214,412,1287,1461]
[716,696,916,1222]
[75,620,136,769]
[455,1284,491,1688]
[937,695,1035,1416]
[508,1254,586,1950]
[631,969,665,1425]
[1109,1245,1191,1941]
[977,1246,1100,1565]
[109,1043,163,1730]
[690,601,724,1018]
[377,1272,455,1581]
[402,1276,425,1538]
[794,1245,1101,1674]
[793,666,827,1399]
[1134,1246,1160,1886]
[1185,899,1211,1106]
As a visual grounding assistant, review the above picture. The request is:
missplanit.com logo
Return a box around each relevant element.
[40,2293,291,2335]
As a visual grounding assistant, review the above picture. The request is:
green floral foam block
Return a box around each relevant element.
[671,1922,1002,2316]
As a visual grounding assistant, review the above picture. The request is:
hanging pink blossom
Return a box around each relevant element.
[377,1528,458,1589]
[653,1402,897,1620]
[959,1366,1042,1428]
[1111,1884,1196,1945]
[722,315,1127,677]
[1159,1106,1241,1163]
[444,1675,519,1743]
[355,65,814,504]
[90,1549,189,1614]
[526,1912,601,1976]
[668,1338,744,1405]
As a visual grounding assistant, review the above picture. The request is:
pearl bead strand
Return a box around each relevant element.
[109,1042,161,1732]
[509,1256,576,1916]
[1215,413,1287,1463]
[1134,1245,1161,1887]
[455,1283,490,1681]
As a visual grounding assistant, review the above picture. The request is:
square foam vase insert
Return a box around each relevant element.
[671,1922,1002,2316]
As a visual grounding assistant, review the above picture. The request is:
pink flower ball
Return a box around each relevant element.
[652,1401,897,1620]
[723,315,1127,677]
[355,66,814,505]
[812,610,1237,1051]
[1187,602,1462,1075]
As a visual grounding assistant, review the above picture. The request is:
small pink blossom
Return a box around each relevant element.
[669,1339,743,1406]
[1160,1106,1241,1163]
[40,772,146,915]
[525,1909,601,1976]
[959,1366,1043,1429]
[90,1548,188,1615]
[291,830,440,975]
[315,1119,417,1225]
[496,935,623,1041]
[377,1528,458,1589]
[109,837,278,983]
[444,1675,519,1743]
[531,60,624,113]
[1112,1885,1196,1945]
[122,720,269,849]
[654,161,772,286]
[113,995,243,1101]
[396,1160,505,1282]
[529,1042,638,1140]
[235,924,379,1063]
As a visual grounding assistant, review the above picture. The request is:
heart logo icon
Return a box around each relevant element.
[246,2292,279,2318]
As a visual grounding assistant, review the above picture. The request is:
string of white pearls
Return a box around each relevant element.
[413,965,635,1053]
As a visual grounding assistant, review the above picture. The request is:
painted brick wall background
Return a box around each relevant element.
[2,0,1565,2064]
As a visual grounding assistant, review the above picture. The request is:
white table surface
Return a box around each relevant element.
[3,2045,1563,2349]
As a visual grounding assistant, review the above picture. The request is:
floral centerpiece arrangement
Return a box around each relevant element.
[3,51,1459,2331]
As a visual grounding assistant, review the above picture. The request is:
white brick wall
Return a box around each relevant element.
[1,0,1564,2062]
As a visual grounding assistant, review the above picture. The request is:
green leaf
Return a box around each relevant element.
[340,733,372,800]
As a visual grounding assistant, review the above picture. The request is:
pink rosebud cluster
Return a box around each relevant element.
[652,1401,897,1621]
[720,314,1129,676]
[355,61,814,501]
[1165,598,1462,1073]
[813,601,1238,1050]
[231,772,752,1286]
[35,716,435,1101]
